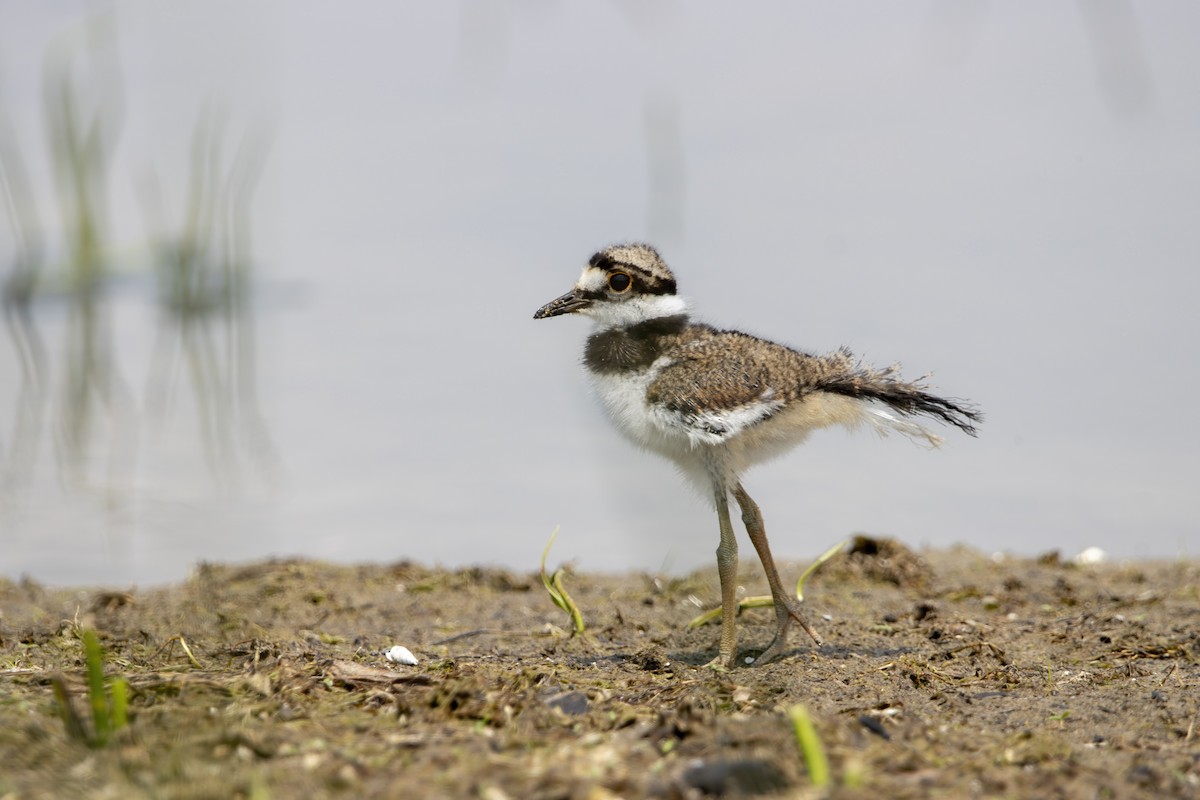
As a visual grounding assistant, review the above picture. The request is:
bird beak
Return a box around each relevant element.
[533,288,591,319]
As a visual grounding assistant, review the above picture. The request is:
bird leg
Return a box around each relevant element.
[732,483,823,665]
[707,487,740,669]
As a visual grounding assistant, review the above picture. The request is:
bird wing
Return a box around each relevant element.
[642,328,981,450]
[644,334,792,446]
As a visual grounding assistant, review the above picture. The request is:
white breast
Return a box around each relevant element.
[589,357,699,466]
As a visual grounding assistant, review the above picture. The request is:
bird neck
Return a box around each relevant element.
[584,313,689,374]
[583,294,688,330]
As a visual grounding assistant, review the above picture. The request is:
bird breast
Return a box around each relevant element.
[589,358,696,458]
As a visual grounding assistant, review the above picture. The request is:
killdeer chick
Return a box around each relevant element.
[534,244,980,668]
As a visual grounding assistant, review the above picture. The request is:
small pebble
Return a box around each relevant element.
[1073,546,1107,565]
[385,645,418,666]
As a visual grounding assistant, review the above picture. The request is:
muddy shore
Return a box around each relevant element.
[2,541,1197,798]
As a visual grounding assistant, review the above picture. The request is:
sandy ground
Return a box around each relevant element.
[2,539,1198,799]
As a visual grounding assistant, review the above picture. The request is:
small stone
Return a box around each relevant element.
[682,758,789,795]
[385,645,418,666]
[544,690,590,716]
[1074,547,1107,565]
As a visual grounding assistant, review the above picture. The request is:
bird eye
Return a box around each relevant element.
[608,272,632,293]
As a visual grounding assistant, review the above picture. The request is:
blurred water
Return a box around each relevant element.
[2,3,1198,586]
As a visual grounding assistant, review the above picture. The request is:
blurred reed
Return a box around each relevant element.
[41,11,136,498]
[139,109,277,486]
[1,7,275,537]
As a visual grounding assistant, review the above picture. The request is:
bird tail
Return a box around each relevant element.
[815,347,981,446]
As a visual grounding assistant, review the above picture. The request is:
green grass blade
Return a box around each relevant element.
[788,704,830,787]
[82,630,111,746]
[539,527,585,635]
[795,539,846,601]
[540,527,569,612]
[689,596,775,628]
[551,569,585,635]
[687,606,723,628]
[110,677,129,732]
[540,526,559,575]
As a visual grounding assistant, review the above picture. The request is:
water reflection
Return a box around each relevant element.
[0,113,48,509]
[1,11,130,511]
[1,9,274,538]
[43,20,137,499]
[142,111,277,486]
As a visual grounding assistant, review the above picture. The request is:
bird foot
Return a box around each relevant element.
[748,598,823,666]
[747,641,787,667]
[703,652,738,671]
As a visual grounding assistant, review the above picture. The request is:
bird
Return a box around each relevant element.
[533,243,980,668]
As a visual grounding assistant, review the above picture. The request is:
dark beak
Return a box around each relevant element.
[533,289,591,319]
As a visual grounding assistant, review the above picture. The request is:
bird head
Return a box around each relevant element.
[533,243,685,328]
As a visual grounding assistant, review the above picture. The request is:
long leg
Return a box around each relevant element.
[707,486,740,669]
[732,483,823,665]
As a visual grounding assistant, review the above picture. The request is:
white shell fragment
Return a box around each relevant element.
[1073,547,1108,565]
[385,645,418,666]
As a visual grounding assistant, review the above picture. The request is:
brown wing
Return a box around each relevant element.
[645,329,813,444]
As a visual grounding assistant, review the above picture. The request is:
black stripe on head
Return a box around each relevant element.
[588,244,677,296]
